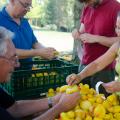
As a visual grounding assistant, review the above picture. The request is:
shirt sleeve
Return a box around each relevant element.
[0,88,15,109]
[80,5,89,24]
[31,29,38,45]
[27,19,38,45]
[80,7,85,23]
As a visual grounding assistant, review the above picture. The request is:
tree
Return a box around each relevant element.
[26,0,44,26]
[0,0,7,10]
[44,0,74,31]
[72,0,83,64]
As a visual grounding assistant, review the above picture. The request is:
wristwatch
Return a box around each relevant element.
[48,97,53,108]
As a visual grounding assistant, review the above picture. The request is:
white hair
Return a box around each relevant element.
[0,27,14,56]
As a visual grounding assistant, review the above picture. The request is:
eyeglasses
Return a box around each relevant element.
[0,54,20,67]
[18,0,33,10]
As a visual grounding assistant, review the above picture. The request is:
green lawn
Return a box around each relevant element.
[34,30,74,52]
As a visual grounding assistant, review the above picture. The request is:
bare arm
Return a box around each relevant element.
[95,36,120,47]
[33,42,45,49]
[34,103,64,120]
[79,23,85,33]
[73,24,119,47]
[72,23,85,40]
[7,93,80,120]
[7,94,61,118]
[79,41,118,80]
[16,42,57,60]
[7,98,49,118]
[66,42,119,85]
[16,48,38,59]
[80,33,120,47]
[16,42,45,59]
[33,93,80,120]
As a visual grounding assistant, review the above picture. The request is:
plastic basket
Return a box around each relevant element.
[1,59,78,100]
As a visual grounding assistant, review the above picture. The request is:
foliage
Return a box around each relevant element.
[0,0,75,31]
[44,0,74,31]
[0,0,7,10]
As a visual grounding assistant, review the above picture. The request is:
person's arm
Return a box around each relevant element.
[66,41,119,85]
[72,23,85,40]
[94,36,120,47]
[33,42,45,49]
[33,92,80,120]
[102,81,120,93]
[16,47,57,60]
[79,41,118,79]
[7,94,61,118]
[34,103,65,120]
[80,33,120,47]
[16,48,39,59]
[7,98,50,118]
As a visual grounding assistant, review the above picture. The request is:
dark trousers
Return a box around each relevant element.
[78,64,115,97]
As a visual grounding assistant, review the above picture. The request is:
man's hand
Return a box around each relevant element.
[66,73,81,86]
[52,93,62,106]
[58,92,80,111]
[80,33,98,43]
[72,29,81,40]
[102,81,120,93]
[37,47,58,60]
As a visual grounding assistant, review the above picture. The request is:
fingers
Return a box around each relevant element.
[66,74,78,86]
[72,29,80,39]
[46,48,58,59]
[102,83,113,93]
[66,74,75,85]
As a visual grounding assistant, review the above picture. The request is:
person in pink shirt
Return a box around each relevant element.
[71,0,120,96]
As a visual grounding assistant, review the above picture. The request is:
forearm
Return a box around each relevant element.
[33,103,64,120]
[78,59,113,81]
[16,49,38,59]
[16,48,47,59]
[78,42,118,82]
[7,98,49,118]
[79,23,85,33]
[33,42,45,49]
[78,62,100,80]
[96,36,120,47]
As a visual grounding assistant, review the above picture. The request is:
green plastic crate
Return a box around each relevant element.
[1,59,78,100]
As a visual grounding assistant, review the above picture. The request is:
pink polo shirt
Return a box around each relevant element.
[80,0,120,70]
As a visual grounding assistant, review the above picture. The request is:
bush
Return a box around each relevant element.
[43,24,57,31]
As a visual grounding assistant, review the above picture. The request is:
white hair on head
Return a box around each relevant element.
[0,27,14,56]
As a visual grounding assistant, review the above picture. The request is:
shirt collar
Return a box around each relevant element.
[1,7,13,21]
[1,7,24,23]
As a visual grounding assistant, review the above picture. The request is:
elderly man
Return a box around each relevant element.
[0,27,80,120]
[0,0,57,68]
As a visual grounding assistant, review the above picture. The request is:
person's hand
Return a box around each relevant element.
[52,93,62,106]
[102,81,120,93]
[80,33,98,43]
[38,47,58,60]
[58,92,80,112]
[72,29,81,40]
[66,73,81,86]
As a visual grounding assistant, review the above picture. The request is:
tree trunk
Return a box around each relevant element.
[72,0,83,64]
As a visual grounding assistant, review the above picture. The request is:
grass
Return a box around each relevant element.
[34,30,74,52]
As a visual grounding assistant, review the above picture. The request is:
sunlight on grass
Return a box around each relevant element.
[34,30,74,52]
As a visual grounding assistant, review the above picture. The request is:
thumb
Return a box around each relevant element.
[102,83,110,88]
